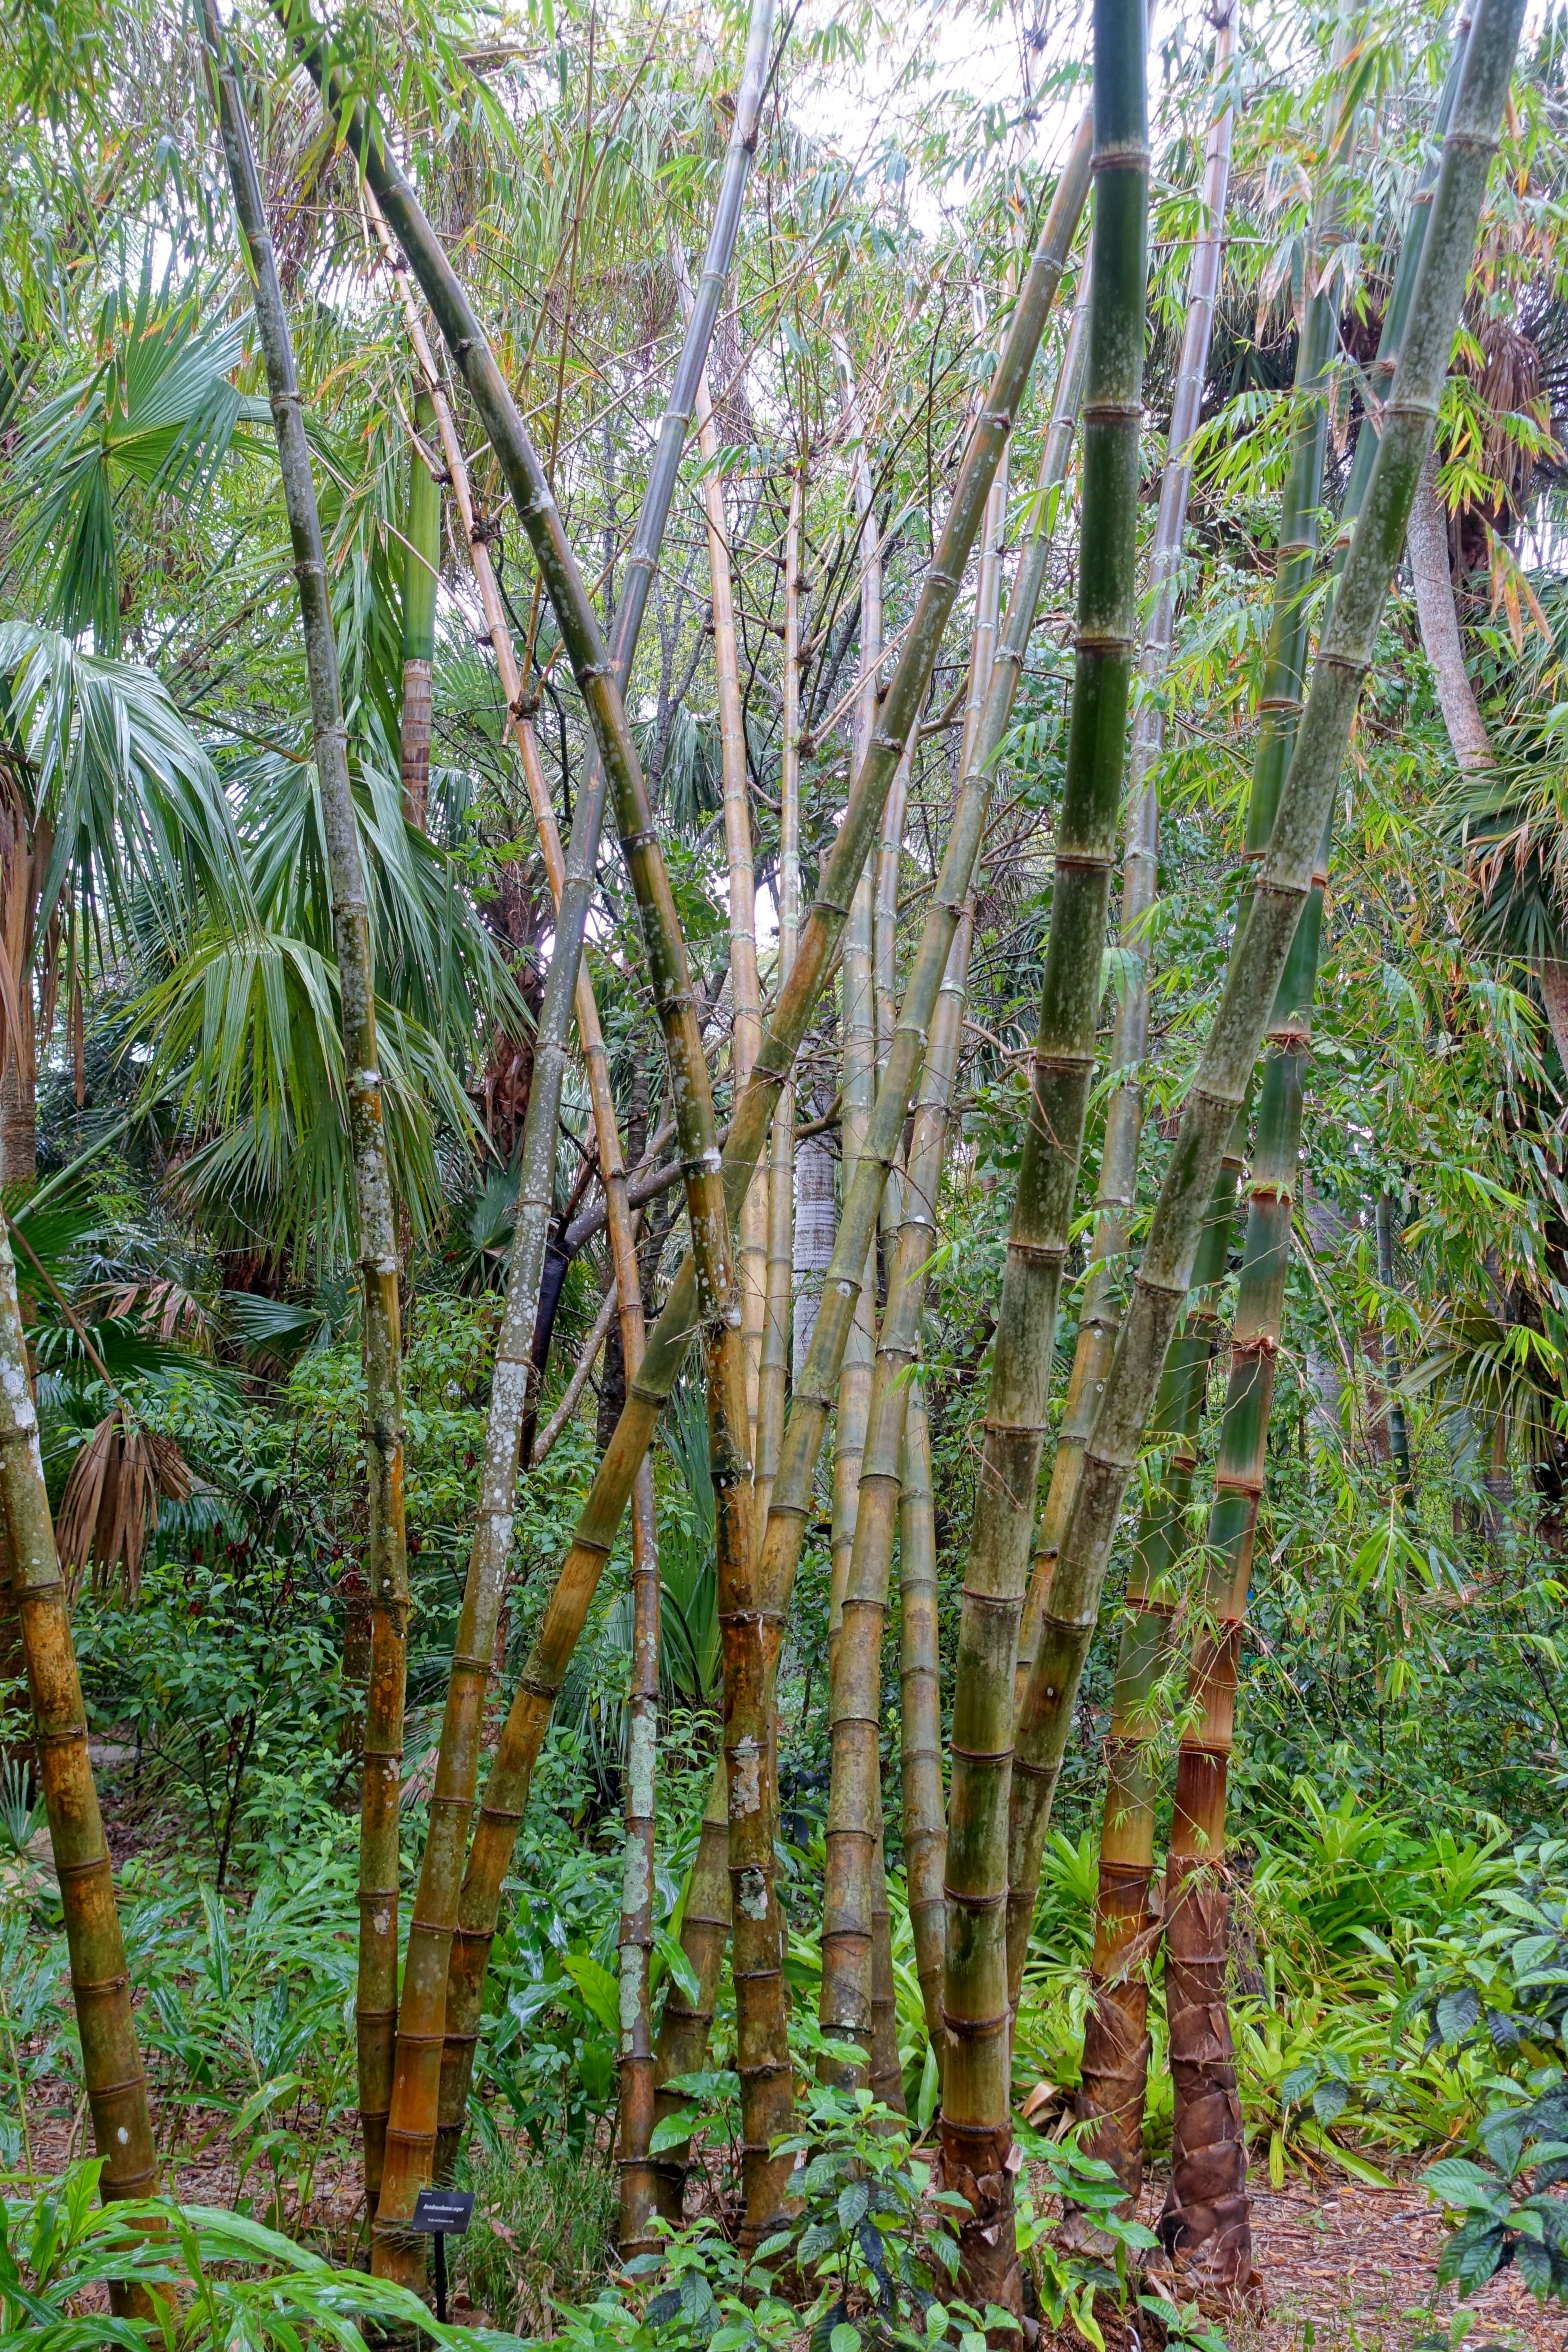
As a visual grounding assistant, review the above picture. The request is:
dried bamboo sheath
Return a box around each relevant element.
[205,6,411,2210]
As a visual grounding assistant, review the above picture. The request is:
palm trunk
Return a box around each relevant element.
[678,245,766,1446]
[346,0,776,2228]
[205,10,411,2214]
[399,389,441,830]
[1006,6,1524,2251]
[1019,5,1236,1707]
[940,9,1148,2314]
[432,117,1091,2166]
[1067,1131,1240,2217]
[817,285,1090,2083]
[756,467,804,1529]
[0,1229,157,2207]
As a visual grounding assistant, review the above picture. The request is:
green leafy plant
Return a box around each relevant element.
[0,2160,527,2349]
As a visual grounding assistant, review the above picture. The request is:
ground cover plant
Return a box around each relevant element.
[5,0,1568,2342]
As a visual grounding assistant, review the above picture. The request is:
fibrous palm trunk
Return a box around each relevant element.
[205,9,410,2213]
[939,10,1147,2315]
[1018,3,1236,1708]
[1007,3,1523,2296]
[427,116,1091,2171]
[818,281,1091,2085]
[0,1231,158,2212]
[399,389,441,830]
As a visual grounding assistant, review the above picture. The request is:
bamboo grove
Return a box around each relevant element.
[7,0,1568,2335]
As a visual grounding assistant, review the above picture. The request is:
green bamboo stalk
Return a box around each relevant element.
[1376,1191,1416,1505]
[939,7,1148,2313]
[755,465,805,1530]
[432,112,1093,2174]
[399,389,440,830]
[830,334,883,1681]
[649,1769,732,2225]
[1008,3,1366,1981]
[1019,5,1236,1706]
[311,0,777,2235]
[1153,18,1467,2283]
[817,285,1091,2079]
[898,1375,944,2058]
[0,1229,158,2213]
[202,4,410,2212]
[1006,1,1525,2196]
[1065,1125,1240,2216]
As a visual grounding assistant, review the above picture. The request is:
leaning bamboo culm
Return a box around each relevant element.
[1158,25,1450,2285]
[431,113,1092,2164]
[817,279,1091,2083]
[307,0,767,2230]
[1005,16,1525,2276]
[204,4,410,2213]
[398,390,441,830]
[337,0,777,2233]
[0,1229,158,2216]
[939,6,1148,2315]
[1018,4,1236,1709]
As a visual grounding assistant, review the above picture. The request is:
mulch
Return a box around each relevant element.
[1102,2170,1565,2352]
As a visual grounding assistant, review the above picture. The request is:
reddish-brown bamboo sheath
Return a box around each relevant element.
[1020,5,1236,1704]
[399,390,440,830]
[939,13,1148,2318]
[433,115,1092,2165]
[818,282,1091,2080]
[0,1230,157,2206]
[203,4,410,2210]
[1008,0,1524,2178]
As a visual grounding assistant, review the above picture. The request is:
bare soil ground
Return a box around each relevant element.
[1126,2172,1563,2352]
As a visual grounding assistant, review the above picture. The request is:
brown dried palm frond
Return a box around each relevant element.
[58,1403,192,1608]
